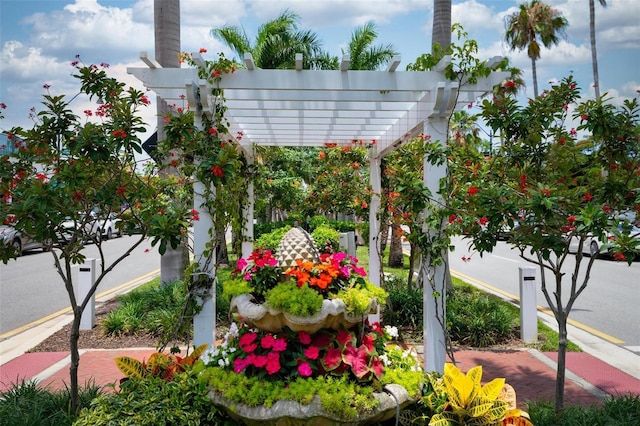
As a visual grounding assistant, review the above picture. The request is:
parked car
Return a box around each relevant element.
[569,224,640,257]
[94,212,122,241]
[0,225,50,254]
[59,211,123,243]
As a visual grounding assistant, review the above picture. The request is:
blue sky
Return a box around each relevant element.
[1,0,639,134]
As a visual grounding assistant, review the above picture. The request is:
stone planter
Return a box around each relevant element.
[230,294,377,333]
[209,384,414,426]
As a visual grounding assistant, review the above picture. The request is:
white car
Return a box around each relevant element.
[93,213,122,241]
[0,225,50,254]
[569,225,640,257]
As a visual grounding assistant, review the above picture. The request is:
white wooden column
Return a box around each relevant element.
[423,117,448,374]
[192,111,216,348]
[242,153,254,259]
[368,147,382,323]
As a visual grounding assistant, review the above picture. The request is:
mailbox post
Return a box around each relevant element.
[518,266,538,343]
[77,258,96,330]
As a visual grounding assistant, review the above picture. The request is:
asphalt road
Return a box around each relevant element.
[449,236,640,353]
[0,235,160,336]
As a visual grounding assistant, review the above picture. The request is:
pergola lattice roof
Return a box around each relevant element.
[128,52,507,158]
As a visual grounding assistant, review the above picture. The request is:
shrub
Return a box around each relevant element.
[254,226,291,251]
[0,379,102,426]
[447,286,517,347]
[74,367,229,425]
[383,274,423,329]
[265,281,324,316]
[527,393,640,426]
[311,225,339,253]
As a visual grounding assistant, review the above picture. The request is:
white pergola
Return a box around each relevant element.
[128,52,508,373]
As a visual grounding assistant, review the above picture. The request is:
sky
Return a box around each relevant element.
[1,0,639,140]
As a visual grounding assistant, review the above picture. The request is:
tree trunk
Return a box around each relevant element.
[69,311,81,413]
[388,224,404,268]
[531,57,539,98]
[432,0,452,52]
[155,0,184,284]
[216,224,229,264]
[555,311,568,411]
[380,221,389,253]
[589,0,601,99]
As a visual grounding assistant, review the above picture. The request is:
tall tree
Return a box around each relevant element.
[432,0,452,53]
[590,0,606,99]
[211,9,325,69]
[505,0,568,97]
[342,22,398,70]
[154,0,186,282]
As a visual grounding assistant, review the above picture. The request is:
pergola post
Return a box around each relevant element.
[242,152,255,259]
[422,117,449,374]
[368,147,382,323]
[192,112,216,348]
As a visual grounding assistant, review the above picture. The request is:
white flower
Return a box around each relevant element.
[384,325,399,339]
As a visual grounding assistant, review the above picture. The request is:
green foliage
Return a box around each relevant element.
[0,379,102,426]
[254,221,291,240]
[254,226,291,251]
[311,224,340,253]
[74,367,228,425]
[221,278,254,301]
[383,275,423,329]
[447,286,517,347]
[336,280,388,316]
[264,281,324,316]
[527,393,640,426]
[101,280,191,343]
[204,368,379,421]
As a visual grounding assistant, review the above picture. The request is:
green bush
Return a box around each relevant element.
[254,226,291,252]
[383,275,423,329]
[527,393,640,426]
[446,285,517,347]
[311,225,339,253]
[74,367,230,425]
[265,282,324,317]
[0,379,102,426]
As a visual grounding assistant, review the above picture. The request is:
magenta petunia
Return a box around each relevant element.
[298,361,313,377]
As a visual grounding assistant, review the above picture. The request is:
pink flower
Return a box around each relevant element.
[261,334,275,349]
[272,337,287,352]
[298,361,312,377]
[239,332,258,353]
[233,357,249,373]
[265,352,281,375]
[304,346,320,360]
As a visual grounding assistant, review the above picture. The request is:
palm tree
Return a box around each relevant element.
[505,0,568,98]
[341,22,398,70]
[432,0,452,53]
[211,9,325,69]
[590,0,606,99]
[154,0,187,283]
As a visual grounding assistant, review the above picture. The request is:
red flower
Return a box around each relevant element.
[448,214,457,223]
[612,252,626,262]
[190,209,200,221]
[239,332,258,353]
[111,129,127,138]
[116,185,126,195]
[298,331,312,345]
[140,95,150,105]
[602,205,612,214]
[559,137,566,145]
[265,352,281,375]
[570,128,577,136]
[479,216,488,226]
[468,186,479,196]
[567,215,576,224]
[199,48,207,53]
[580,114,588,121]
[582,193,593,202]
[211,165,224,177]
[208,127,217,135]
